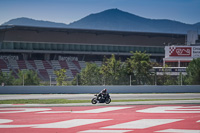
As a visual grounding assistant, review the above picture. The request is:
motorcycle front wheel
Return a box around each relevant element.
[91,98,97,104]
[105,98,111,104]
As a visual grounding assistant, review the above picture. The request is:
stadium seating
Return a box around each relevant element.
[0,58,97,81]
[79,61,86,69]
[17,60,27,69]
[26,60,37,69]
[0,59,8,69]
[51,60,61,70]
[42,60,52,69]
[38,69,49,80]
[0,58,102,81]
[59,60,69,69]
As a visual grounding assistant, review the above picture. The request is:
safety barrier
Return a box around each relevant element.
[0,85,200,94]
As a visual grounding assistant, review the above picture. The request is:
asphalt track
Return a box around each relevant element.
[0,94,200,132]
[0,105,200,133]
[1,93,200,100]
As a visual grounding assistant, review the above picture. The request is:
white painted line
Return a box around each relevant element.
[0,119,111,128]
[38,111,71,113]
[197,120,200,123]
[0,119,13,124]
[156,129,200,133]
[34,119,111,128]
[0,125,35,128]
[72,107,132,113]
[0,108,51,113]
[37,107,132,114]
[79,130,133,133]
[137,106,200,113]
[103,119,183,129]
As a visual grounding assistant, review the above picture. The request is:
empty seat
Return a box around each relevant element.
[59,60,69,69]
[39,69,49,80]
[17,60,27,69]
[42,60,52,69]
[0,59,8,69]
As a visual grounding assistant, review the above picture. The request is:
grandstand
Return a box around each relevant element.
[0,25,187,81]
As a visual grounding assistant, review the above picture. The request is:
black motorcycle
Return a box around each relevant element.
[91,93,111,104]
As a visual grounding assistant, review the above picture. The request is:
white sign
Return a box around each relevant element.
[193,46,200,58]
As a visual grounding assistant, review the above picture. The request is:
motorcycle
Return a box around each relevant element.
[91,93,111,104]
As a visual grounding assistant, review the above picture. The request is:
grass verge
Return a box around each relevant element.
[0,98,200,104]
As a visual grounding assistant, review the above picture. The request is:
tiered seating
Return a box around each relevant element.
[72,61,81,69]
[27,60,37,69]
[0,59,8,69]
[42,60,52,69]
[17,60,27,69]
[66,61,75,70]
[59,60,69,69]
[66,69,73,79]
[8,59,19,69]
[1,58,88,81]
[0,69,10,74]
[38,69,49,80]
[71,69,79,77]
[35,60,45,69]
[46,69,56,80]
[79,61,86,70]
[51,60,61,70]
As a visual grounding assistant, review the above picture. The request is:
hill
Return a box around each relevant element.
[2,9,199,34]
[2,17,68,28]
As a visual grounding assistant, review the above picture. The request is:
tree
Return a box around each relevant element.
[54,69,67,86]
[0,71,14,85]
[78,62,101,85]
[126,51,152,85]
[14,70,40,85]
[186,58,200,85]
[100,54,123,85]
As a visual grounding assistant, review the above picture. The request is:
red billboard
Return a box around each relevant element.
[169,47,192,57]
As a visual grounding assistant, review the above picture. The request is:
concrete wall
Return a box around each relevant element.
[0,85,200,94]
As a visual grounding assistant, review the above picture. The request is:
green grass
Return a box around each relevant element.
[0,99,90,104]
[112,98,200,102]
[0,98,200,104]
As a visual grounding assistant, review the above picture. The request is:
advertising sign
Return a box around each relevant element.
[165,46,200,58]
[193,46,200,58]
[169,46,191,57]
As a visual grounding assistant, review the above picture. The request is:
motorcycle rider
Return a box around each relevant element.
[97,88,108,101]
[91,88,111,104]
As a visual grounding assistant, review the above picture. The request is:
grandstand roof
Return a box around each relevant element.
[0,25,186,38]
[0,25,187,47]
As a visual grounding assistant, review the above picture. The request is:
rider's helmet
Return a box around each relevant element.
[103,88,107,93]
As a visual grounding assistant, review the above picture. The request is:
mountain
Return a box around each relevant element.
[2,17,68,28]
[2,9,200,34]
[68,9,197,34]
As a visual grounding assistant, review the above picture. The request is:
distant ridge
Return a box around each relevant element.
[2,17,68,28]
[2,9,200,34]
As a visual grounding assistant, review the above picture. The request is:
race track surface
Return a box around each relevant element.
[1,93,200,100]
[0,105,200,133]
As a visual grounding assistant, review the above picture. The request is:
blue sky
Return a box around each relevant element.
[0,0,200,25]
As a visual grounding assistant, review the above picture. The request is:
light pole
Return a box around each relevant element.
[49,75,51,86]
[155,71,157,85]
[180,72,182,86]
[23,74,24,86]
